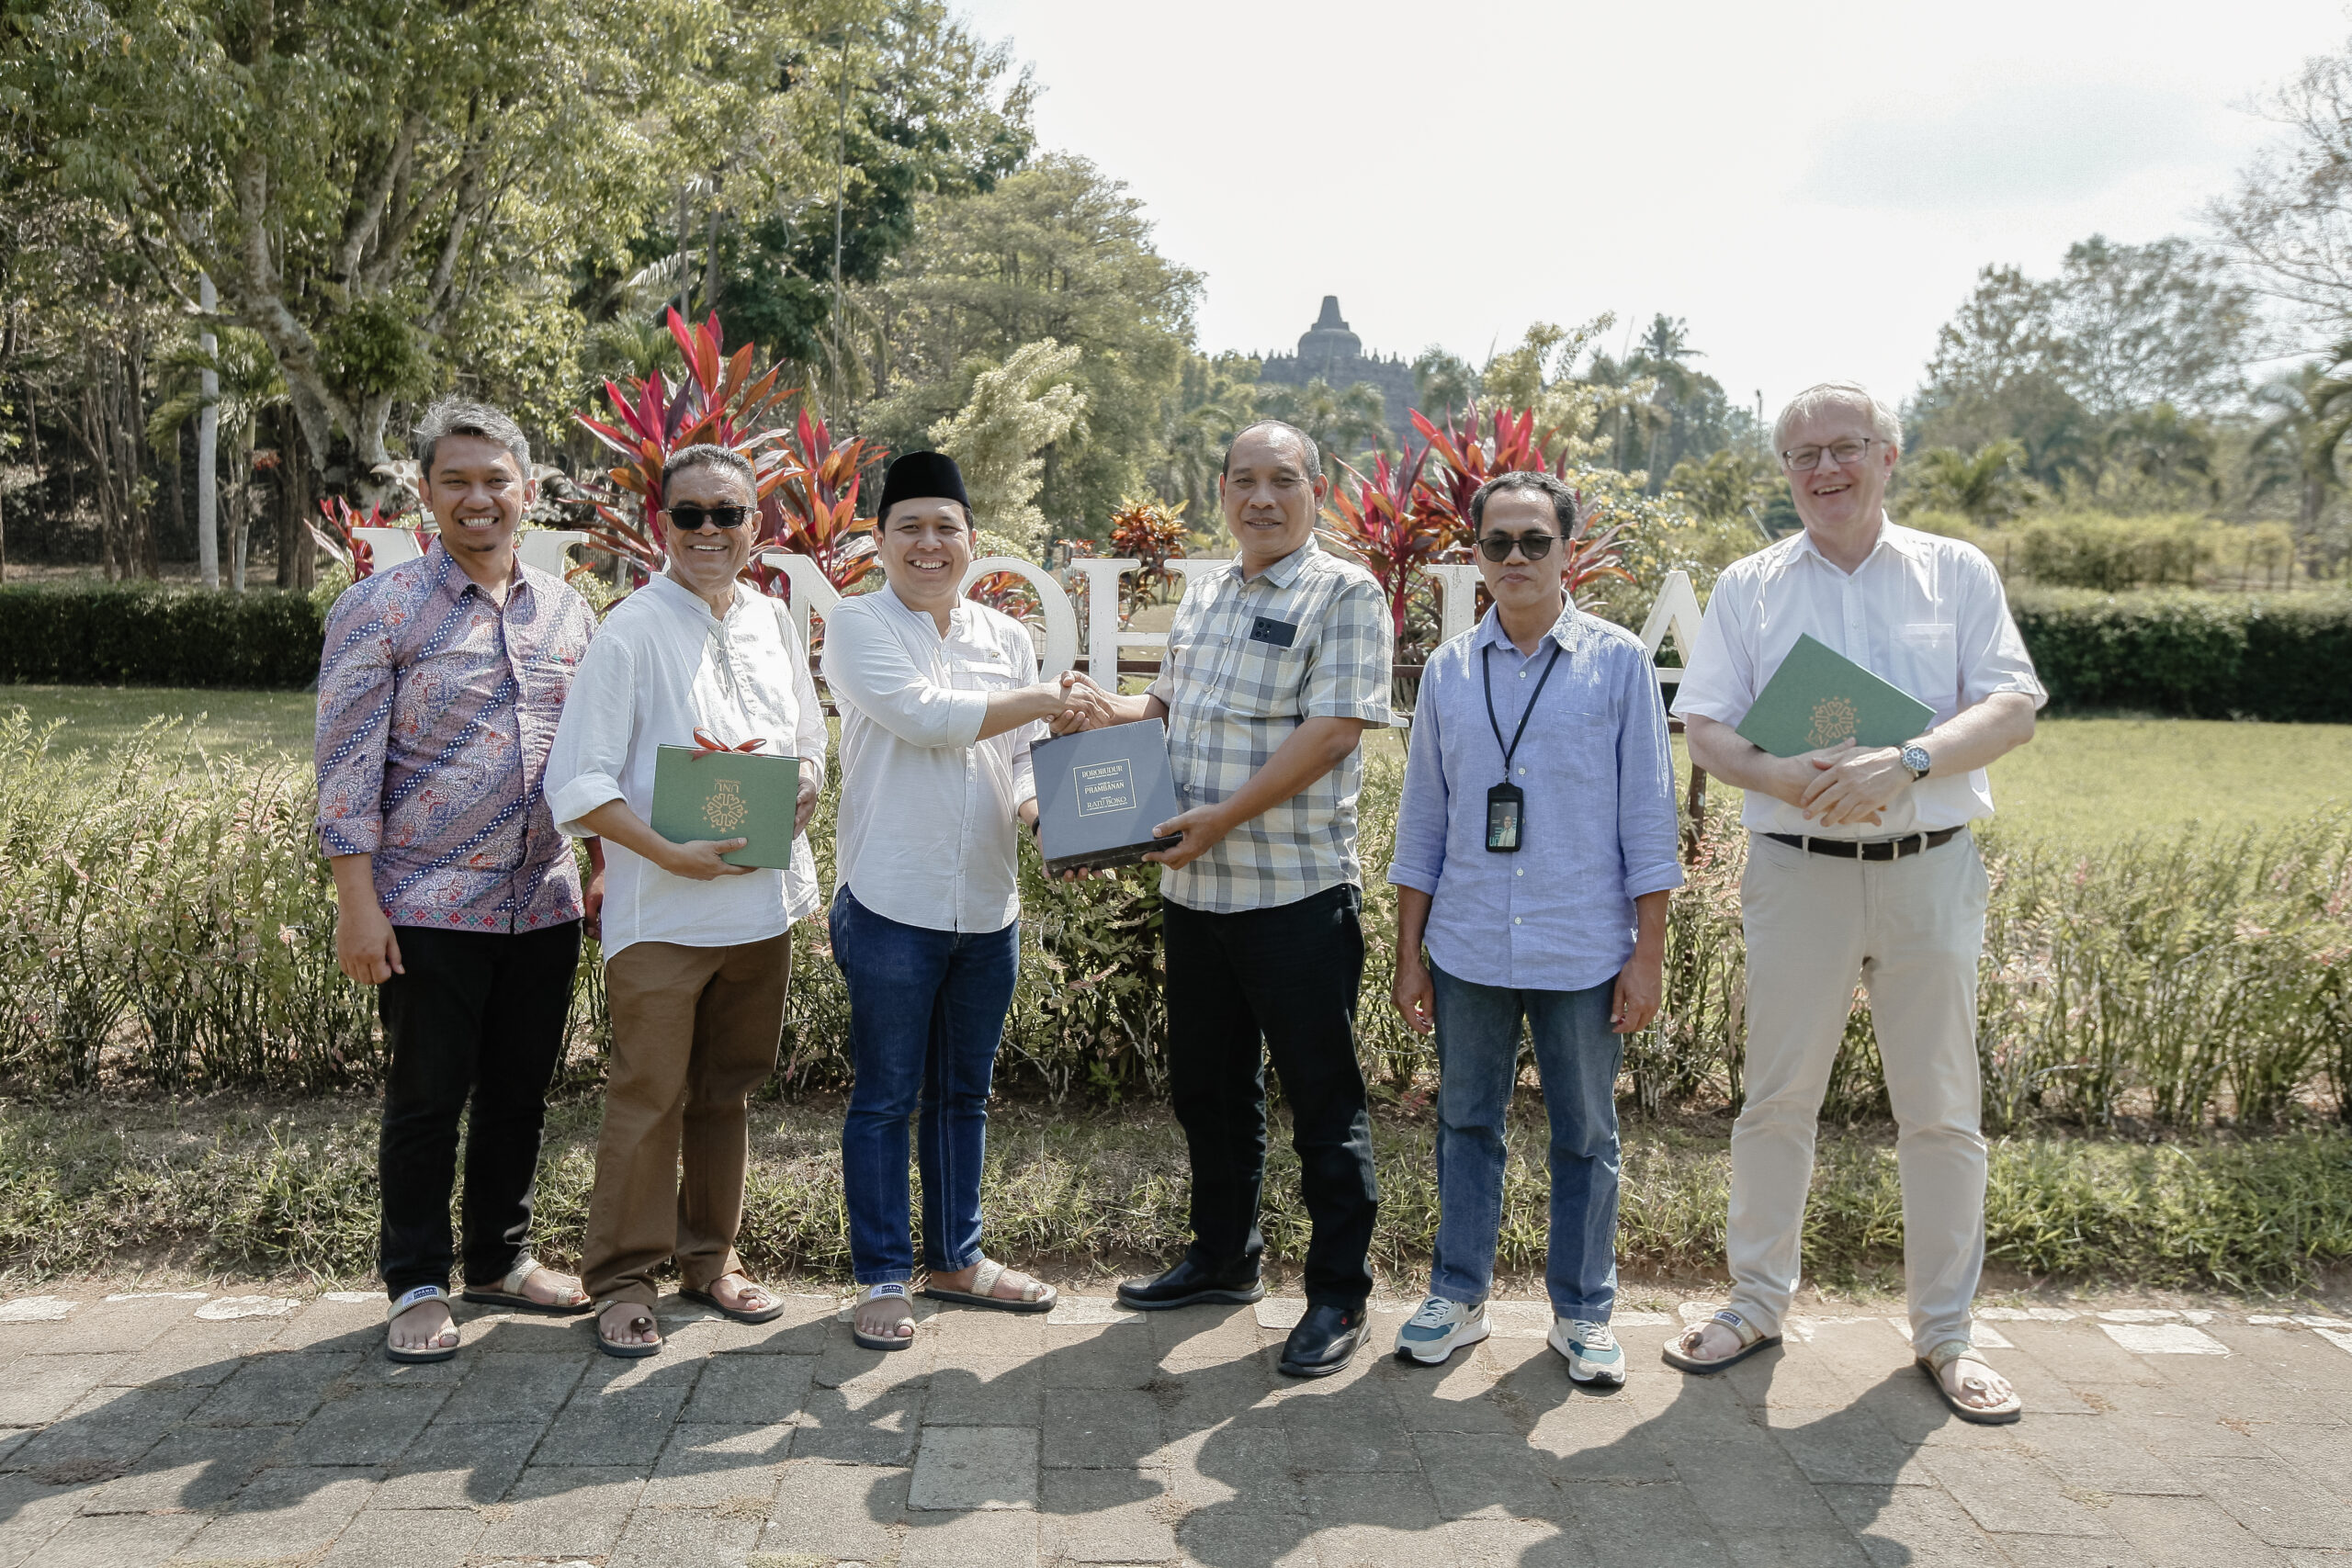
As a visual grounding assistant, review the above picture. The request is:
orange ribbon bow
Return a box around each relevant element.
[690,728,768,759]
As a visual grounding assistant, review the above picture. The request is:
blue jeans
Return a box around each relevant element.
[1428,963,1623,1319]
[832,885,1022,1286]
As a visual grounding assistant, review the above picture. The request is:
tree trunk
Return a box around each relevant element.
[276,412,317,590]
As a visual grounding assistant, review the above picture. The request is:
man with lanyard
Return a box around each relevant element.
[316,397,600,1363]
[1072,419,1396,1379]
[1387,470,1681,1382]
[545,444,829,1358]
[1668,381,2041,1424]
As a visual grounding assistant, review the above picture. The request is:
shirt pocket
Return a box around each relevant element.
[1220,636,1311,718]
[1891,623,1958,712]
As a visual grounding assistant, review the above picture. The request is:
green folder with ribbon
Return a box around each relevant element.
[1735,634,1936,758]
[650,742,800,870]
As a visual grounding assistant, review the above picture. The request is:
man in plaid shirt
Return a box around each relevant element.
[1074,420,1396,1377]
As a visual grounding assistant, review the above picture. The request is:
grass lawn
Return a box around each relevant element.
[6,684,2351,848]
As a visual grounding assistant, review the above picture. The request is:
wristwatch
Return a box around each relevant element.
[1899,744,1932,781]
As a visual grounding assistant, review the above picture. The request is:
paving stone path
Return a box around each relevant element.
[0,1286,2346,1566]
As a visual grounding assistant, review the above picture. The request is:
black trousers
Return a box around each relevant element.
[377,920,582,1298]
[1161,883,1379,1308]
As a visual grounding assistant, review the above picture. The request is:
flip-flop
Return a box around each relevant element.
[679,1280,786,1325]
[1919,1339,2023,1425]
[1660,1309,1781,1375]
[386,1284,459,1364]
[459,1253,592,1315]
[595,1302,662,1359]
[852,1282,916,1352]
[920,1258,1057,1314]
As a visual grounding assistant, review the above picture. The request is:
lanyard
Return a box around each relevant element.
[1480,638,1566,783]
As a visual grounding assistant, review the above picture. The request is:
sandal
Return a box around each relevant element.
[386,1284,459,1364]
[1919,1338,2023,1425]
[852,1283,916,1352]
[1661,1308,1781,1375]
[680,1274,786,1325]
[459,1253,592,1315]
[921,1257,1057,1314]
[595,1300,662,1359]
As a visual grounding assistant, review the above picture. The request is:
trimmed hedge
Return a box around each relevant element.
[2,581,2349,721]
[0,584,327,688]
[2009,588,2352,722]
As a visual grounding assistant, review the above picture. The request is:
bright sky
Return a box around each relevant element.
[955,0,2350,418]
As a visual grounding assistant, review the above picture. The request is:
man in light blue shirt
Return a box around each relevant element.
[1386,470,1683,1382]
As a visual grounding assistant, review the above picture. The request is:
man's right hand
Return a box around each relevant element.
[660,838,756,880]
[335,902,404,986]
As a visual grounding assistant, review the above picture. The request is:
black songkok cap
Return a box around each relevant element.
[875,451,970,523]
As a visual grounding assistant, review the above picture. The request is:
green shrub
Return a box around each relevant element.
[2,708,2348,1134]
[0,583,326,688]
[2007,587,2352,720]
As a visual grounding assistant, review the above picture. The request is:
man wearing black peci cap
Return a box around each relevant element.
[820,452,1108,1352]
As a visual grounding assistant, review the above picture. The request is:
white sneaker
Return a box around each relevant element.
[1393,1295,1490,1366]
[1550,1317,1626,1385]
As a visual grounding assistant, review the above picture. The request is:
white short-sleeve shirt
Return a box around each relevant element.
[1671,520,2046,839]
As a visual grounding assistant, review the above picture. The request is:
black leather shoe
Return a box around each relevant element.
[1115,1257,1264,1312]
[1279,1303,1367,1378]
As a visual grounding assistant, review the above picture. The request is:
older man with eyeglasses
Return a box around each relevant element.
[546,444,828,1358]
[1665,381,2043,1425]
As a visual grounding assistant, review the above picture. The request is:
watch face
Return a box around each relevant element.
[1902,746,1930,777]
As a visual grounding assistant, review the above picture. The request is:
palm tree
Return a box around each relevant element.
[2249,353,2352,575]
[1906,440,2040,527]
[2098,403,2217,502]
[1255,378,1388,475]
[148,328,288,592]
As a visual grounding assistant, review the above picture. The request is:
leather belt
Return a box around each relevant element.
[1764,827,1962,861]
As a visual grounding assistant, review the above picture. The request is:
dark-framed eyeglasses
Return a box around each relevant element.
[663,504,753,531]
[1477,531,1558,562]
[1781,437,1876,472]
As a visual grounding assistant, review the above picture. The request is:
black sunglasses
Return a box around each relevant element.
[664,504,752,531]
[1476,531,1558,562]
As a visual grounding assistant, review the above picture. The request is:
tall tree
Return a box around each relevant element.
[2211,33,2352,332]
[7,0,703,480]
[857,153,1200,534]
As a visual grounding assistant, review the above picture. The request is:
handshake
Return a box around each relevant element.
[1033,669,1122,736]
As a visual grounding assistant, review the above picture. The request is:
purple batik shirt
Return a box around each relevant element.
[314,543,598,933]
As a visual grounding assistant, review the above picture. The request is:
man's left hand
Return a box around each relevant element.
[1142,806,1230,872]
[582,870,605,945]
[1799,745,1906,828]
[795,770,820,835]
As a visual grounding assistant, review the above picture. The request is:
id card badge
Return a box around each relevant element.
[1485,782,1524,852]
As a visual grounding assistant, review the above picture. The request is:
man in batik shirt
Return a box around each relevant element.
[316,398,601,1363]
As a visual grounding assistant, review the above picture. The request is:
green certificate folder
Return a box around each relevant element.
[1735,634,1936,758]
[650,746,800,870]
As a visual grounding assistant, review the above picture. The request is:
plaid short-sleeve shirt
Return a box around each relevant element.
[1147,540,1396,913]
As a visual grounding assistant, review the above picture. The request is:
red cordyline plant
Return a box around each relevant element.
[1411,405,1635,607]
[575,309,804,590]
[307,496,422,581]
[757,405,886,597]
[1316,443,1443,641]
[1105,496,1188,615]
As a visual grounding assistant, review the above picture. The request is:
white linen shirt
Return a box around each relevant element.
[820,583,1043,934]
[544,572,828,959]
[1671,519,2046,839]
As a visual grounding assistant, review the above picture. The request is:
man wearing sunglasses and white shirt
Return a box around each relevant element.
[1386,471,1681,1382]
[1666,381,2042,1425]
[545,445,827,1358]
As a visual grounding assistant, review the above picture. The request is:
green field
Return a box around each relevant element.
[7,684,2352,847]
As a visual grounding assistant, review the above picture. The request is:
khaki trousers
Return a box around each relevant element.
[582,932,789,1307]
[1728,830,1989,1354]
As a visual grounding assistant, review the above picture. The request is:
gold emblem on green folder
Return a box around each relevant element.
[703,779,749,834]
[1807,695,1860,749]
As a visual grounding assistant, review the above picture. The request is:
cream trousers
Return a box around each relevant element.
[1727,829,1990,1354]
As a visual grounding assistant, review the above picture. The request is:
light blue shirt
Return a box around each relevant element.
[1386,604,1684,992]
